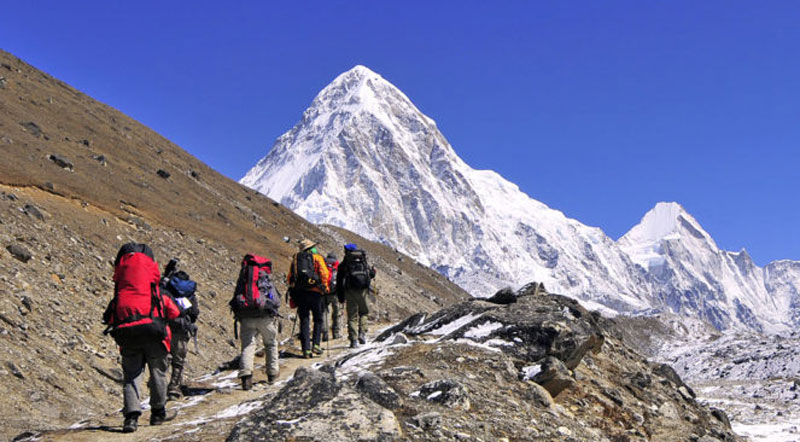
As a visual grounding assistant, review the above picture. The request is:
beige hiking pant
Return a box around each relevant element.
[238,315,279,378]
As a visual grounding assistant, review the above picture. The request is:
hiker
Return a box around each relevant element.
[322,252,342,341]
[287,239,330,358]
[336,243,376,348]
[102,243,181,433]
[160,261,200,401]
[229,254,281,390]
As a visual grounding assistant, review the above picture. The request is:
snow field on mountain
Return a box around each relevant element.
[241,65,800,332]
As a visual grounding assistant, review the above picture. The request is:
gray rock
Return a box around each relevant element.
[417,379,469,410]
[410,412,441,431]
[710,408,731,429]
[228,367,400,441]
[20,121,42,138]
[532,356,575,398]
[390,333,409,345]
[20,296,32,312]
[484,287,517,305]
[22,204,44,221]
[6,244,32,263]
[524,381,554,408]
[355,371,401,410]
[6,362,24,379]
[48,154,73,170]
[91,154,107,166]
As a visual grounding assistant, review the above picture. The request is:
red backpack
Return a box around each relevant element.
[103,243,168,346]
[230,254,280,318]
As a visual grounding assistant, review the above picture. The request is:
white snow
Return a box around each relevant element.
[521,364,542,380]
[732,422,800,441]
[428,313,484,337]
[462,321,503,339]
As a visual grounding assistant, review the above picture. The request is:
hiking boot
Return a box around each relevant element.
[149,408,177,426]
[358,332,367,345]
[122,413,139,433]
[350,339,359,349]
[268,374,278,384]
[167,367,183,401]
[312,345,324,355]
[303,350,313,359]
[332,330,341,340]
[241,375,253,391]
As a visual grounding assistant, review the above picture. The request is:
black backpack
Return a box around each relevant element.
[292,251,321,291]
[345,249,371,289]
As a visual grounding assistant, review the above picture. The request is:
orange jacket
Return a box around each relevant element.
[287,251,330,294]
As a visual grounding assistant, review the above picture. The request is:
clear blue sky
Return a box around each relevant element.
[2,1,799,265]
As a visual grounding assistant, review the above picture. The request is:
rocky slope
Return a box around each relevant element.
[241,65,800,333]
[611,313,800,441]
[226,283,744,441]
[0,50,469,440]
[14,284,744,441]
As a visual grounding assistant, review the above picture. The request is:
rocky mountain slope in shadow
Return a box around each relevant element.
[0,50,468,439]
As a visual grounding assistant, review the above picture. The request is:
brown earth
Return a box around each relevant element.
[0,49,469,440]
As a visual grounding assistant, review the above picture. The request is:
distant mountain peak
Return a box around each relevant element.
[621,202,711,244]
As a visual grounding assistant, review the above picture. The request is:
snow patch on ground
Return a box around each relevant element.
[462,321,503,339]
[521,364,542,380]
[429,313,484,337]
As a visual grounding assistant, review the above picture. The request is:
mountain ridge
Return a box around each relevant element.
[242,65,800,333]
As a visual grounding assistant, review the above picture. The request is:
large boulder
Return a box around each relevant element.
[227,367,400,441]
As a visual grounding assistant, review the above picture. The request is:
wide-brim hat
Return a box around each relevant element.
[299,239,317,251]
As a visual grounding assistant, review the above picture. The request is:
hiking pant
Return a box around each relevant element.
[294,289,323,352]
[121,340,168,416]
[168,333,189,395]
[238,316,279,378]
[345,287,369,342]
[323,293,341,336]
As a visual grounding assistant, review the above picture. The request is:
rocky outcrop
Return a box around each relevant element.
[226,283,743,441]
[227,366,401,441]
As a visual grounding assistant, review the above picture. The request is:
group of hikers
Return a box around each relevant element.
[101,239,376,433]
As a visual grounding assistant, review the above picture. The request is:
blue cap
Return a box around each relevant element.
[344,243,358,251]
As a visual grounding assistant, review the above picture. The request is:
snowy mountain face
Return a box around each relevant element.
[619,202,799,333]
[242,65,800,332]
[242,66,652,312]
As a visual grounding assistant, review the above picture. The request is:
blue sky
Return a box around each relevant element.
[2,1,799,265]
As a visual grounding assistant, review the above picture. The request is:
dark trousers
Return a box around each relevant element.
[294,289,323,352]
[121,340,168,416]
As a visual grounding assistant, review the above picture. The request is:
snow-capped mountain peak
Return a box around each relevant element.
[242,66,800,333]
[619,202,716,270]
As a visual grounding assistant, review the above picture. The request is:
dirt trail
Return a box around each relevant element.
[30,333,363,442]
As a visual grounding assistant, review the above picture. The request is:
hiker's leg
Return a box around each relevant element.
[168,334,188,396]
[145,341,169,412]
[297,292,312,353]
[331,296,340,338]
[346,289,359,342]
[358,288,370,335]
[238,318,258,378]
[121,346,146,417]
[260,316,279,378]
[310,294,324,347]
